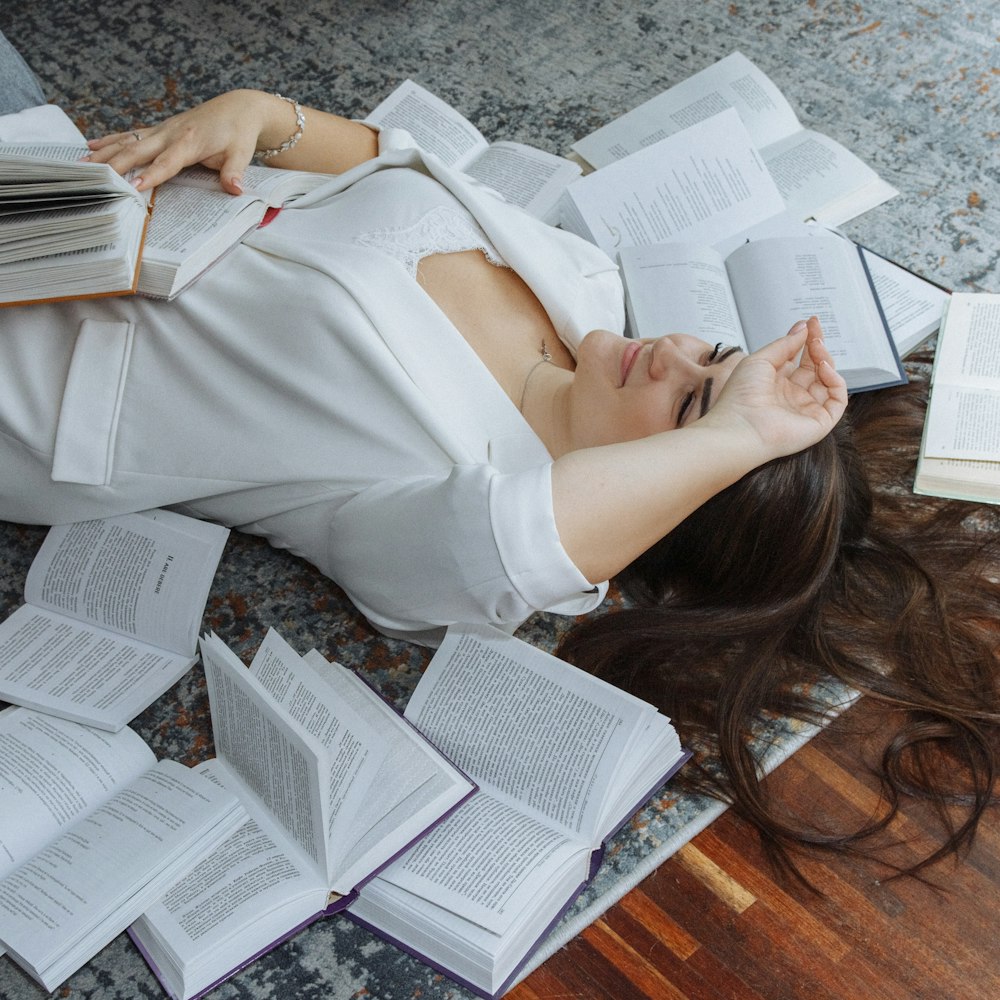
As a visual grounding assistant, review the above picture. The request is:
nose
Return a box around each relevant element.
[647,335,708,382]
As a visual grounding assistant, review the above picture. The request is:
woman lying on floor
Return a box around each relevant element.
[2,46,999,880]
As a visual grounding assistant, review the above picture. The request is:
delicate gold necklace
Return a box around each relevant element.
[518,340,553,412]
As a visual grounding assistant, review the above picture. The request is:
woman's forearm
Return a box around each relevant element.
[86,89,379,193]
[551,322,847,584]
[551,422,760,584]
[240,90,379,174]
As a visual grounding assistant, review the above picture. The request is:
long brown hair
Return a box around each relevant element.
[559,358,1000,882]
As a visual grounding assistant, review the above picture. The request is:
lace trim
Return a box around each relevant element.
[353,204,508,277]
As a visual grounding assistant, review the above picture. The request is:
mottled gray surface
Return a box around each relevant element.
[0,1,997,997]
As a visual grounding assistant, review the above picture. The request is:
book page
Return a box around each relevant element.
[405,625,655,840]
[0,707,154,878]
[0,143,151,304]
[0,760,244,991]
[921,387,1000,461]
[915,454,1000,502]
[200,634,328,875]
[365,79,488,168]
[860,249,949,358]
[246,630,384,887]
[0,201,124,261]
[298,649,474,891]
[760,129,897,225]
[618,241,748,346]
[138,167,332,297]
[166,163,331,202]
[464,141,580,222]
[372,789,582,936]
[0,605,196,731]
[132,759,328,992]
[143,183,262,265]
[24,510,228,654]
[560,108,786,256]
[725,233,902,389]
[571,51,802,168]
[927,293,1000,388]
[0,196,148,304]
[921,294,1000,461]
[0,143,147,204]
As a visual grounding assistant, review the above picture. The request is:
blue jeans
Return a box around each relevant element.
[0,31,45,114]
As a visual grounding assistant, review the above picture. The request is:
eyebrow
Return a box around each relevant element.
[699,378,714,417]
[699,346,742,417]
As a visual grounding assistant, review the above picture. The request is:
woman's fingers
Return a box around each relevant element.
[752,319,809,370]
[87,128,147,151]
[84,130,150,175]
[85,112,256,193]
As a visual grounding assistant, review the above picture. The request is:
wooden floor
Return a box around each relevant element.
[511,696,1000,1000]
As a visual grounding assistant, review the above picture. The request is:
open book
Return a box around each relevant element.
[0,108,336,303]
[365,79,581,225]
[0,509,229,731]
[859,247,950,358]
[0,706,247,992]
[347,625,688,1000]
[129,628,475,1000]
[0,142,153,305]
[559,107,789,257]
[137,163,333,299]
[618,225,906,393]
[571,51,897,226]
[915,292,1000,502]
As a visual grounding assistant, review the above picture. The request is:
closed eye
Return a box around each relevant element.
[676,390,695,427]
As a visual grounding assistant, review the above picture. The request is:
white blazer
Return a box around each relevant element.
[0,128,625,643]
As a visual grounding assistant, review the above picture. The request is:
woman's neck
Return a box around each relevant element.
[518,362,575,458]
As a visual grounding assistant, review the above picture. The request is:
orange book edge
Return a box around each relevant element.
[0,186,157,308]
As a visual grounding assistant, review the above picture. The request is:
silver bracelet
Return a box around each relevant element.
[257,93,305,159]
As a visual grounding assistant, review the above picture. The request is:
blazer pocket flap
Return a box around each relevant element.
[51,318,134,485]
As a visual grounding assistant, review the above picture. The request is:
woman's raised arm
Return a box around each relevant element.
[551,318,848,584]
[85,89,379,194]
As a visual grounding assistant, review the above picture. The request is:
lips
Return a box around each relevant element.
[619,341,642,386]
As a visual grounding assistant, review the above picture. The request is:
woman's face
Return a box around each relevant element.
[567,330,744,449]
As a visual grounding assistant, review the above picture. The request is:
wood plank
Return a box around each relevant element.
[516,694,1000,1000]
[615,886,700,960]
[601,893,770,1000]
[673,842,756,913]
[580,918,690,1000]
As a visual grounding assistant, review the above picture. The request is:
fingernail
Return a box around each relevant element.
[232,176,244,193]
[790,320,808,334]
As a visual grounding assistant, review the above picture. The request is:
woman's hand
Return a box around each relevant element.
[552,317,846,584]
[700,316,848,464]
[86,90,380,193]
[85,90,282,194]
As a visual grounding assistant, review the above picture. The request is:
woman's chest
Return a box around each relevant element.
[416,248,573,407]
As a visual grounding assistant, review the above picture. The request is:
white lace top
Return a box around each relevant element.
[353,202,507,277]
[309,165,509,277]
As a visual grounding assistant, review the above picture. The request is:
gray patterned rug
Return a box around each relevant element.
[1,1,998,997]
